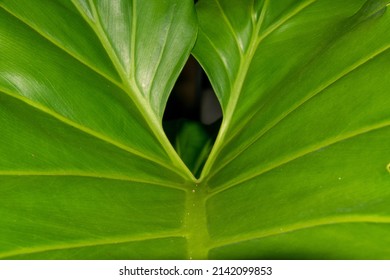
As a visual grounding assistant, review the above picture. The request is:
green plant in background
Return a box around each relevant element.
[0,0,389,259]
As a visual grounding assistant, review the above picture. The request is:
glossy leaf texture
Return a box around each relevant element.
[0,0,197,259]
[1,0,390,260]
[193,0,390,258]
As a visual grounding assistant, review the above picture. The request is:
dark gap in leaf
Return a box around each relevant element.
[163,55,222,177]
[164,56,202,122]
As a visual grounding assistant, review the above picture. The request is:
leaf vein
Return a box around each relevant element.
[71,0,195,180]
[208,43,390,180]
[208,121,390,197]
[0,4,123,91]
[255,0,317,46]
[213,0,243,53]
[0,172,187,191]
[0,231,185,259]
[210,215,390,249]
[0,87,181,174]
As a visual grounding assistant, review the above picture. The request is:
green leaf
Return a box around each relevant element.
[0,0,196,259]
[194,0,390,258]
[1,0,390,260]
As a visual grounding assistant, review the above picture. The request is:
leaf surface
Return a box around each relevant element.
[0,0,196,259]
[193,0,390,258]
[0,0,390,259]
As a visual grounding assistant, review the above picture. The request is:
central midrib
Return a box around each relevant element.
[185,183,209,259]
